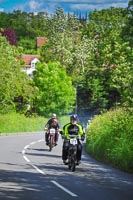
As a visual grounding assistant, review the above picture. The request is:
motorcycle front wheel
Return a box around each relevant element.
[68,153,76,172]
[49,136,53,151]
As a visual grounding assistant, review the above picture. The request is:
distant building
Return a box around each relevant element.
[21,37,47,77]
[36,37,47,49]
[21,54,40,78]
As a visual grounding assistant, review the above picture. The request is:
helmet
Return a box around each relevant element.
[70,114,78,121]
[52,113,56,118]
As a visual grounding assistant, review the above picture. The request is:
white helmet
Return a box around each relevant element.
[52,113,56,118]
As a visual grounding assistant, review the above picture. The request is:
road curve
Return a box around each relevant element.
[0,132,133,200]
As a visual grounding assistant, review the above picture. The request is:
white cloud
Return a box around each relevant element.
[0,0,128,14]
[0,8,4,12]
[29,0,42,10]
[70,1,128,11]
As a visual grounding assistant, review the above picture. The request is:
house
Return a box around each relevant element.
[36,37,47,49]
[21,54,40,77]
[21,37,47,77]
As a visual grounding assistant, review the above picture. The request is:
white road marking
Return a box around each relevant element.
[24,145,29,150]
[22,139,78,197]
[22,150,25,154]
[51,180,78,197]
[23,155,30,163]
[31,164,45,175]
[30,142,36,145]
[22,140,45,174]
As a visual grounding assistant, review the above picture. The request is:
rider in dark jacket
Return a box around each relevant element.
[45,113,60,145]
[62,114,85,165]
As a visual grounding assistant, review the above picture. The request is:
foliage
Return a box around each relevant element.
[1,27,17,46]
[58,115,70,128]
[121,0,133,48]
[0,112,46,133]
[0,34,35,114]
[18,37,37,54]
[0,112,70,133]
[86,108,133,172]
[33,61,75,117]
[110,42,133,107]
[82,7,133,111]
[0,6,132,113]
[0,6,133,173]
[40,8,82,78]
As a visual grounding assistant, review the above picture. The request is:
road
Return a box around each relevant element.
[0,132,133,200]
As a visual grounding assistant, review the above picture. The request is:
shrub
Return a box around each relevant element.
[86,108,133,173]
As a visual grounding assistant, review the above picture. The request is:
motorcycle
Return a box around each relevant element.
[67,135,80,172]
[45,128,58,151]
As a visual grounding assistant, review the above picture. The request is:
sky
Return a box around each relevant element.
[0,0,129,17]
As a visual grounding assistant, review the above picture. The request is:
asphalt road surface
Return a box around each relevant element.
[0,132,133,200]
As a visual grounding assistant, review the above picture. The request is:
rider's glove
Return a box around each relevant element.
[62,135,66,139]
[81,134,85,141]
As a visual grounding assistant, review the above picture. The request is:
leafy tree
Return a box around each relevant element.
[110,42,133,107]
[33,61,75,117]
[121,0,133,47]
[2,27,17,46]
[1,10,49,52]
[18,37,37,54]
[0,6,132,114]
[0,12,11,28]
[83,7,127,40]
[39,8,83,79]
[81,7,133,111]
[0,34,35,113]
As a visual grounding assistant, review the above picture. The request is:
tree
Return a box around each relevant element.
[110,41,133,107]
[33,61,75,117]
[0,34,35,113]
[121,0,133,48]
[2,27,17,46]
[80,7,133,111]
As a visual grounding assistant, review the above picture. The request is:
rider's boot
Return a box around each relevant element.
[63,160,68,165]
[76,160,81,165]
[55,132,58,146]
[45,133,49,145]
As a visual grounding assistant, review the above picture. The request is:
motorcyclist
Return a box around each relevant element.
[62,114,85,165]
[44,113,60,145]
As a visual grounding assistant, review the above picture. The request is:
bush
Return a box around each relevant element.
[0,112,47,133]
[0,112,70,134]
[86,108,133,173]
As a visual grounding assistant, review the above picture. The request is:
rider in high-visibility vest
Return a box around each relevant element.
[62,114,85,165]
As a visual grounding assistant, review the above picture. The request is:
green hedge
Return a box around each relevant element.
[0,112,47,133]
[86,108,133,173]
[0,112,70,134]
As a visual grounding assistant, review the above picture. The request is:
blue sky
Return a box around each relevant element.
[0,0,129,16]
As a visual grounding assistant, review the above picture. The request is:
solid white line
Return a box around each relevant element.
[23,155,30,163]
[51,180,78,197]
[22,150,25,155]
[24,145,29,150]
[38,139,44,142]
[31,164,45,174]
[30,142,36,145]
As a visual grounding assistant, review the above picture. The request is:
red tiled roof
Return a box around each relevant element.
[36,37,47,48]
[21,54,39,67]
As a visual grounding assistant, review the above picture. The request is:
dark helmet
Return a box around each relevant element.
[70,114,78,121]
